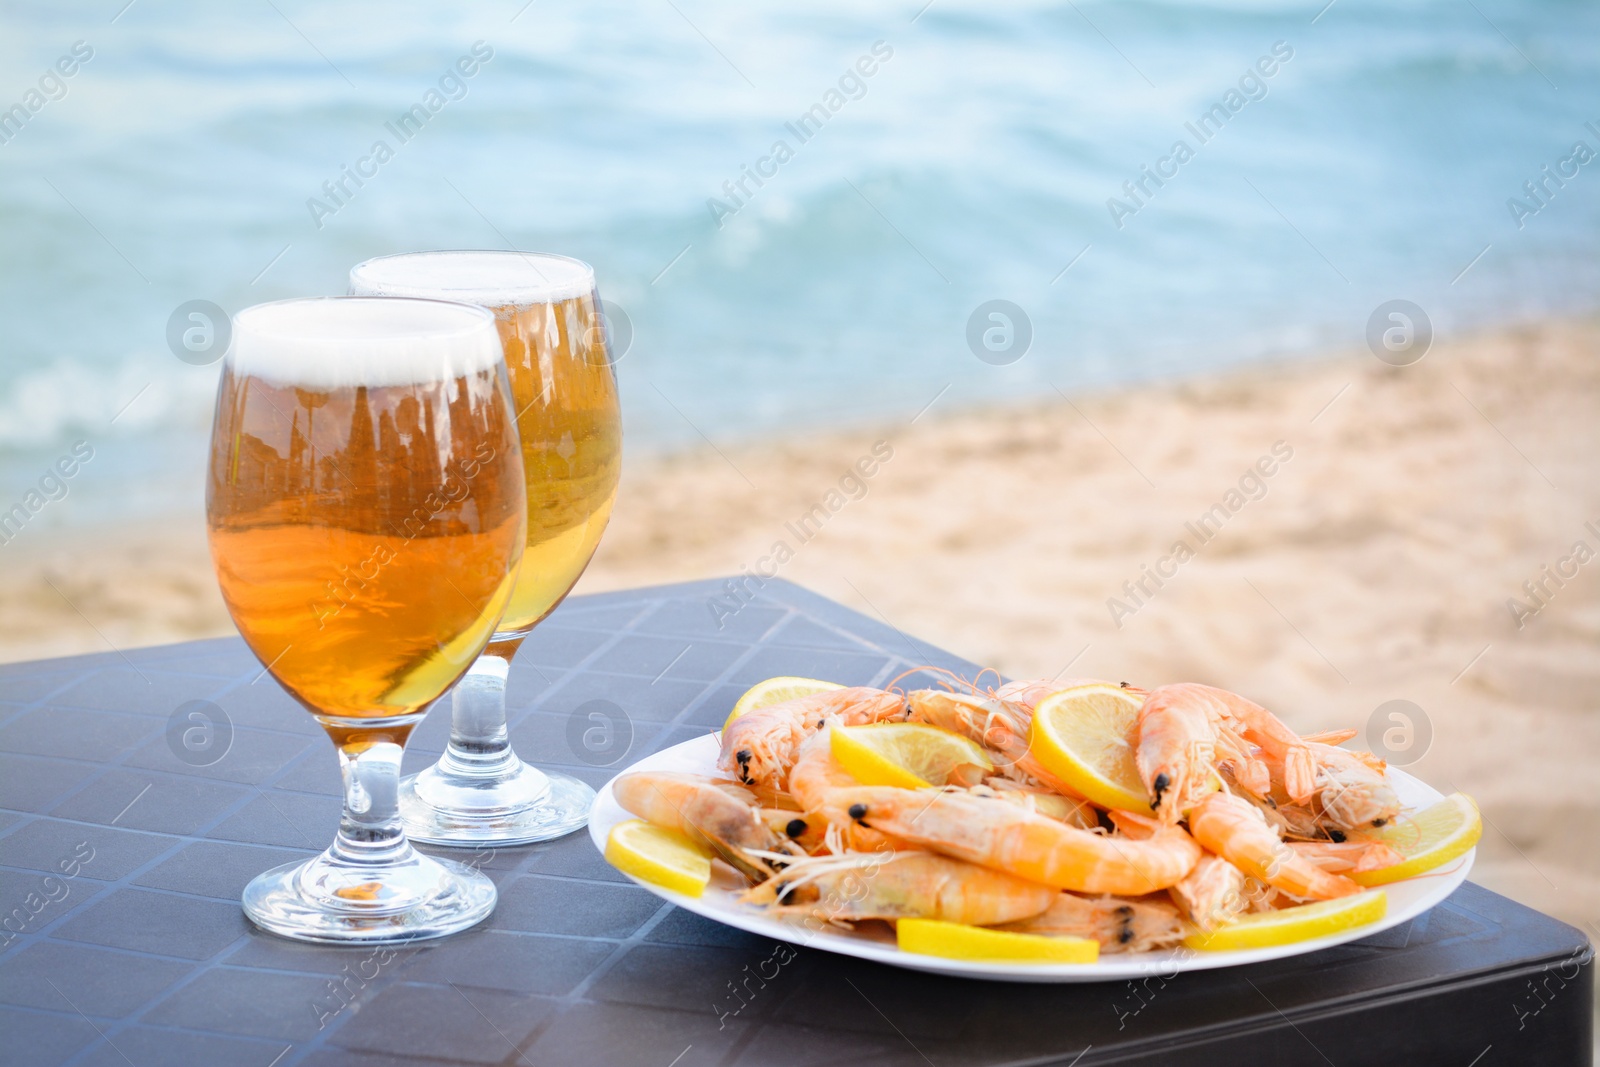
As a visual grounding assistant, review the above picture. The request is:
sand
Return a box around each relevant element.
[4,318,1597,939]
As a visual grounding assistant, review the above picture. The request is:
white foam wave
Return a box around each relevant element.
[0,355,215,450]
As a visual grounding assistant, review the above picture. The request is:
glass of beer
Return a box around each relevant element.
[349,251,622,845]
[207,296,527,942]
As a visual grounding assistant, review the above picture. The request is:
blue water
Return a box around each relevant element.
[1,0,1596,529]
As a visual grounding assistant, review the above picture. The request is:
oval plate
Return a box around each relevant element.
[588,733,1473,982]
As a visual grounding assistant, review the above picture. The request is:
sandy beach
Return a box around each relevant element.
[4,318,1597,936]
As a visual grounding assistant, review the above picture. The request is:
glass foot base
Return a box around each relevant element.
[243,849,496,945]
[399,760,595,847]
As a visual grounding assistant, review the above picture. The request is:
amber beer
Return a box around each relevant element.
[206,299,527,721]
[489,289,622,633]
[349,253,622,637]
[208,296,527,944]
[348,251,621,846]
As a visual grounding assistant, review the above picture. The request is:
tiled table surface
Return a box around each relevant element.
[0,578,1591,1067]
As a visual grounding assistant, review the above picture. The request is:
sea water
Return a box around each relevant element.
[0,0,1595,531]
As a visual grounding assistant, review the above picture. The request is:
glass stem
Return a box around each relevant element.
[440,643,522,779]
[331,737,410,865]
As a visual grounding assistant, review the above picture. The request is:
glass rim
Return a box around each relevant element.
[348,249,597,307]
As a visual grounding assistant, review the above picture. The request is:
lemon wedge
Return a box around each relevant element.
[604,819,712,897]
[832,722,994,789]
[1349,793,1481,887]
[723,676,844,733]
[1028,683,1151,813]
[1185,890,1386,951]
[898,918,1099,963]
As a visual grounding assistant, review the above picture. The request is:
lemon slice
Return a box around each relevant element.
[723,676,844,732]
[898,918,1098,963]
[1349,793,1481,887]
[1185,890,1386,951]
[604,819,712,897]
[832,722,994,789]
[1028,683,1151,813]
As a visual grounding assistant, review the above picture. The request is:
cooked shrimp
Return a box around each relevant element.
[1244,741,1400,837]
[718,686,906,790]
[1169,854,1251,933]
[999,892,1186,952]
[905,689,1087,799]
[743,850,1056,926]
[760,808,826,854]
[1135,685,1224,821]
[1187,792,1360,901]
[1220,766,1330,841]
[1288,839,1404,874]
[1305,742,1402,832]
[612,771,786,881]
[839,786,1201,894]
[787,729,905,853]
[1136,684,1317,822]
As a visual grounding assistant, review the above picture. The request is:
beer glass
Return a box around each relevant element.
[349,252,622,845]
[207,296,527,942]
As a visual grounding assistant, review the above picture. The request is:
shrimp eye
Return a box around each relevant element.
[847,803,868,823]
[785,818,808,838]
[1151,773,1170,804]
[1327,828,1346,843]
[1370,817,1388,828]
[736,750,751,764]
[776,882,793,903]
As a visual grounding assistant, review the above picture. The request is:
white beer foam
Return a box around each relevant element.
[349,250,595,307]
[229,297,503,388]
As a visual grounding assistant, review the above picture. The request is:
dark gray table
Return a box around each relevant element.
[0,578,1591,1066]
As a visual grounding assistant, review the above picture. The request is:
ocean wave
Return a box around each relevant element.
[0,356,216,451]
[1,0,1597,471]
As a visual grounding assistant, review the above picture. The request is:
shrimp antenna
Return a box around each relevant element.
[971,666,1004,697]
[885,664,977,696]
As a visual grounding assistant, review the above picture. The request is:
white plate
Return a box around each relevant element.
[588,733,1473,982]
